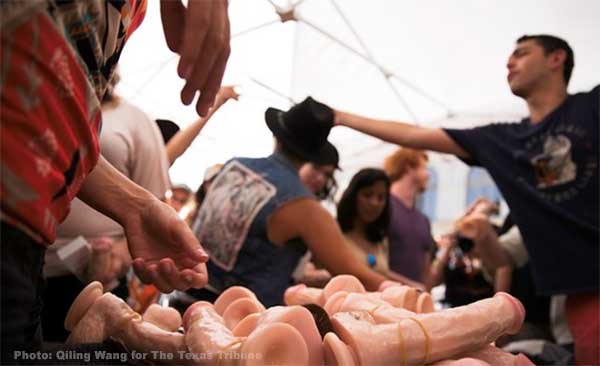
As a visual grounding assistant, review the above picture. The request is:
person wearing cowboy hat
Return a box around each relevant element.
[188,97,395,307]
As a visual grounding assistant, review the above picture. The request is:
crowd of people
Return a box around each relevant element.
[1,1,597,365]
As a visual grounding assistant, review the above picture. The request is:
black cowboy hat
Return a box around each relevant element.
[265,97,334,162]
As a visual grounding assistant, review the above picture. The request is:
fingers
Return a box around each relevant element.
[132,258,208,293]
[160,0,186,52]
[172,221,209,268]
[185,263,208,289]
[90,237,112,252]
[133,258,153,285]
[195,46,230,115]
[178,0,230,115]
[177,0,213,79]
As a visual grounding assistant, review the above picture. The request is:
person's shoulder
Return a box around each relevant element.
[569,84,600,104]
[577,84,600,96]
[483,119,526,129]
[474,119,531,137]
[445,119,524,137]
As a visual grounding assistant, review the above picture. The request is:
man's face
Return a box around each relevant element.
[411,159,430,193]
[506,40,555,98]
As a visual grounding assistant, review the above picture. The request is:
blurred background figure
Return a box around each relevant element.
[384,148,435,288]
[337,168,424,289]
[166,183,193,213]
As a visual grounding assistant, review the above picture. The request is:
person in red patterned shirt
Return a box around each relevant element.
[1,0,230,360]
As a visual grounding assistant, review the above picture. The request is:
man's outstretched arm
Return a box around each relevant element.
[335,110,470,158]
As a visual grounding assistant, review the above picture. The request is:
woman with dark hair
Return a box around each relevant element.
[293,142,340,286]
[299,141,339,201]
[338,168,425,288]
[184,98,394,307]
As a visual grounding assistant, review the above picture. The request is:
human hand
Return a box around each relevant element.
[123,198,209,293]
[87,237,132,286]
[87,237,113,284]
[436,234,456,250]
[464,198,499,218]
[215,85,239,105]
[160,0,231,117]
[108,238,132,281]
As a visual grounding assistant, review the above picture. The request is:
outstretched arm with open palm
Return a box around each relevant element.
[166,86,239,165]
[78,155,208,293]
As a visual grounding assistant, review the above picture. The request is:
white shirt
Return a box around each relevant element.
[45,99,171,277]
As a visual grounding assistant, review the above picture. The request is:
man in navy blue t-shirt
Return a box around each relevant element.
[333,34,598,365]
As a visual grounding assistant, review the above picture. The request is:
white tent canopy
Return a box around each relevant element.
[117,0,600,227]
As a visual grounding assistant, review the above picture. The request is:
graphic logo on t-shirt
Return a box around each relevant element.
[192,161,276,271]
[530,134,577,188]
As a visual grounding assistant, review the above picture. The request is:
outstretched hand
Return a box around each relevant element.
[160,0,231,117]
[215,85,239,105]
[123,198,209,293]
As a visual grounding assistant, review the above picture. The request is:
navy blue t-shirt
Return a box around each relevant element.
[444,85,599,296]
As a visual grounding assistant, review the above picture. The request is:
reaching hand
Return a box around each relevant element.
[87,237,113,284]
[437,234,456,250]
[87,237,132,286]
[215,85,239,105]
[123,198,209,293]
[160,0,231,117]
[463,198,498,218]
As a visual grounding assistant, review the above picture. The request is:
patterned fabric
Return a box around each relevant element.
[0,0,147,244]
[192,153,314,307]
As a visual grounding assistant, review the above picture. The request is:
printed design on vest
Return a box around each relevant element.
[194,161,276,271]
[530,134,577,188]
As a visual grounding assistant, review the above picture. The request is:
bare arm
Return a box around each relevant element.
[335,110,470,158]
[77,155,208,292]
[429,236,454,288]
[387,270,426,291]
[494,266,513,293]
[166,86,238,165]
[268,199,387,291]
[421,250,434,291]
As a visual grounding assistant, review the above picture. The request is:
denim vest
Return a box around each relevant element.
[192,153,313,306]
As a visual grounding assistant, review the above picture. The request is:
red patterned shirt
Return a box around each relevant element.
[1,0,147,244]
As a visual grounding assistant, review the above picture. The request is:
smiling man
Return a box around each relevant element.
[332,35,598,365]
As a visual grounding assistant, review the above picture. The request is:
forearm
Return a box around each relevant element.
[421,253,434,290]
[429,248,451,288]
[166,100,225,164]
[336,111,469,157]
[77,155,155,226]
[337,112,417,145]
[474,232,514,272]
[166,119,206,164]
[494,266,512,293]
[345,262,387,291]
[317,246,386,291]
[387,270,425,290]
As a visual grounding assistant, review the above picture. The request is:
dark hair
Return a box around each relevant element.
[156,119,181,144]
[102,70,121,105]
[314,165,338,202]
[337,168,390,243]
[275,141,308,164]
[517,34,574,85]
